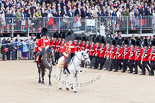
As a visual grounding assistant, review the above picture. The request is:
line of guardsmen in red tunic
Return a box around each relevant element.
[35,29,155,76]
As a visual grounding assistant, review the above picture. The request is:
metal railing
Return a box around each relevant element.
[0,16,154,37]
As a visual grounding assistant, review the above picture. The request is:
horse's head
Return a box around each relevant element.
[81,50,91,64]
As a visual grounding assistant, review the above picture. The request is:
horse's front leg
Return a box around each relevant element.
[65,73,69,91]
[76,73,79,87]
[38,65,41,83]
[58,68,62,90]
[48,68,52,86]
[41,68,45,84]
[71,73,77,93]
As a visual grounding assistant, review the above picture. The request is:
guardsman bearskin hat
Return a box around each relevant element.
[53,31,59,38]
[78,36,82,40]
[136,40,141,47]
[101,37,105,44]
[65,31,74,42]
[95,35,100,42]
[131,39,135,46]
[36,34,41,39]
[144,39,148,46]
[86,36,89,41]
[74,34,79,40]
[152,39,155,46]
[41,27,48,37]
[106,37,112,45]
[89,35,95,42]
[112,39,116,46]
[124,38,129,45]
[82,36,86,41]
[61,32,65,39]
[117,39,122,46]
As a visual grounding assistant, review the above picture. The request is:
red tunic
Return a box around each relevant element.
[89,43,94,56]
[129,47,137,60]
[94,43,101,56]
[58,41,65,52]
[99,45,106,57]
[123,46,131,59]
[35,41,39,52]
[37,38,50,50]
[84,43,89,50]
[105,46,112,58]
[135,48,144,61]
[142,48,151,61]
[78,42,83,51]
[116,47,124,59]
[54,40,59,51]
[62,43,74,56]
[150,48,155,61]
[110,46,117,59]
[50,40,54,47]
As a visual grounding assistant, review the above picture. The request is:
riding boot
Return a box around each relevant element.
[64,66,70,74]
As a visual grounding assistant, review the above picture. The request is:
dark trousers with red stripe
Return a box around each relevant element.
[110,59,115,71]
[135,61,142,74]
[115,59,122,71]
[94,56,99,69]
[142,61,150,75]
[129,60,135,73]
[150,61,155,75]
[99,57,105,70]
[89,55,94,68]
[122,59,129,72]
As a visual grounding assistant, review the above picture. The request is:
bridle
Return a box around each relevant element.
[75,52,89,62]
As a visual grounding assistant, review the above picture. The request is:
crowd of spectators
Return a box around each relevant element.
[0,0,155,33]
[0,34,36,61]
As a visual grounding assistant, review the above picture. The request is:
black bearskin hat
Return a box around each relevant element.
[53,31,59,38]
[60,32,65,39]
[144,39,148,46]
[96,35,101,42]
[86,36,90,41]
[152,39,155,46]
[65,31,74,42]
[124,38,129,45]
[78,36,82,40]
[36,34,41,39]
[74,34,78,40]
[106,37,112,44]
[41,27,48,37]
[136,40,141,47]
[89,35,93,42]
[82,36,86,41]
[112,39,116,46]
[117,39,122,46]
[131,39,135,46]
[101,37,105,44]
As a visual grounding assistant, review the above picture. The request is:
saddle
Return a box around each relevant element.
[58,60,70,69]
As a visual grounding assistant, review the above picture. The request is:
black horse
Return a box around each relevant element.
[36,46,55,85]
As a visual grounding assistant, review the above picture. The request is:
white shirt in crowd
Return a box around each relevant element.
[100,24,105,37]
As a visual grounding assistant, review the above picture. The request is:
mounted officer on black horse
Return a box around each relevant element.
[35,27,55,85]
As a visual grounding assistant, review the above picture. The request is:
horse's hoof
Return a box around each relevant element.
[66,88,69,91]
[38,80,41,83]
[59,88,62,90]
[49,84,52,86]
[71,87,73,89]
[41,81,44,84]
[74,91,77,93]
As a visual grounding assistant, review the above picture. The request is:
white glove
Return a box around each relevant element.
[65,54,68,57]
[39,47,42,51]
